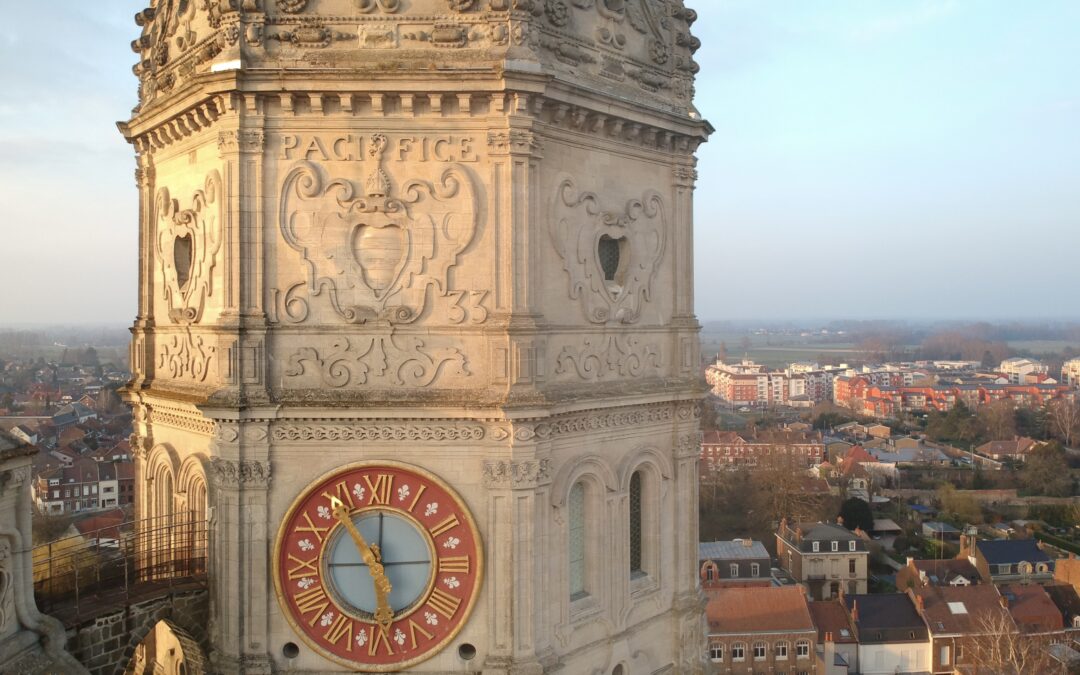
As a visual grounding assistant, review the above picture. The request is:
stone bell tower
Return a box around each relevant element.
[121,0,709,673]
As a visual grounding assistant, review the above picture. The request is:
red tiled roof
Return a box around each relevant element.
[912,585,1010,635]
[808,599,857,643]
[706,586,815,634]
[1002,584,1064,633]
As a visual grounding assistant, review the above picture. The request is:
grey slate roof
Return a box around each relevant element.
[976,539,1051,566]
[699,540,769,562]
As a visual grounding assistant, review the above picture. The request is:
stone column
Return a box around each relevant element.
[206,419,273,675]
[0,431,87,674]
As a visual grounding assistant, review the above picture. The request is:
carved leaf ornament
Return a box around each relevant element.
[279,134,479,324]
[155,171,223,324]
[551,176,666,324]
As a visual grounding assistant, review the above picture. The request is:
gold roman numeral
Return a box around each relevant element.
[368,626,394,656]
[363,473,394,505]
[323,614,353,651]
[295,511,330,542]
[287,554,319,580]
[408,484,427,512]
[408,619,434,649]
[294,586,330,627]
[321,480,354,510]
[429,514,460,538]
[438,556,470,574]
[428,587,461,620]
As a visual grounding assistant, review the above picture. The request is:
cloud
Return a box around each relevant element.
[849,0,958,42]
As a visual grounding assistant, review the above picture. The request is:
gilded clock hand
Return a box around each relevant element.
[329,497,395,635]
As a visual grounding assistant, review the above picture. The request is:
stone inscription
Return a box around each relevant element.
[281,134,479,163]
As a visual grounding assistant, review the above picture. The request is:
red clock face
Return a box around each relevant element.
[273,461,483,671]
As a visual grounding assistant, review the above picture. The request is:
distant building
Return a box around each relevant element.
[700,428,825,473]
[699,539,771,589]
[1063,357,1080,387]
[975,437,1038,462]
[776,520,869,600]
[999,357,1048,384]
[705,586,818,673]
[705,358,833,407]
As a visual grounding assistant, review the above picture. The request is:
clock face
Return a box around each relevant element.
[273,461,483,671]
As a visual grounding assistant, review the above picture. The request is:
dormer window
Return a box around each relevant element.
[831,541,839,552]
[849,541,856,551]
[812,542,820,552]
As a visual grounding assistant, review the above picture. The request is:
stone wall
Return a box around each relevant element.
[68,589,208,675]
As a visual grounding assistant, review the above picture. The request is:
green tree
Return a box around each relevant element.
[1020,442,1073,497]
[838,497,873,532]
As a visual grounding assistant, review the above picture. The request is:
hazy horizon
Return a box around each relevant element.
[1,2,1077,324]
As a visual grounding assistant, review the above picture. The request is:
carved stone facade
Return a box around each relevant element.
[121,0,708,672]
[0,432,87,674]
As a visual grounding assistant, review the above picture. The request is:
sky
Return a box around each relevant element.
[0,2,1077,324]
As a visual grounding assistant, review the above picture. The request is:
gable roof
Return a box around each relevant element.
[1002,584,1064,633]
[912,585,1010,635]
[845,593,929,641]
[808,600,857,643]
[913,559,981,585]
[1044,584,1080,624]
[706,586,815,634]
[976,539,1051,566]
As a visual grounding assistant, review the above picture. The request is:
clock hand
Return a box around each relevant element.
[329,497,395,635]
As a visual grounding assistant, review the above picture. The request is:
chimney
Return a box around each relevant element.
[851,600,859,623]
[742,538,753,548]
[906,557,916,569]
[915,595,924,612]
[999,596,1009,609]
[837,515,845,526]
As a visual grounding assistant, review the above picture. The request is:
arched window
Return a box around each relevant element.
[796,640,810,659]
[753,641,767,660]
[568,481,587,600]
[731,642,746,662]
[629,471,643,577]
[776,641,789,659]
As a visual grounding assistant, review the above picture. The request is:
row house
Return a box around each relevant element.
[33,457,135,514]
[969,538,1055,585]
[909,583,1014,674]
[844,593,931,675]
[700,429,825,473]
[844,381,1074,419]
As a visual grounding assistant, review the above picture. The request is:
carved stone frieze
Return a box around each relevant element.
[551,176,666,324]
[209,458,272,488]
[554,334,661,381]
[148,406,217,436]
[283,334,468,388]
[272,423,485,442]
[155,171,223,324]
[277,133,482,325]
[481,458,551,488]
[218,129,265,155]
[675,432,702,459]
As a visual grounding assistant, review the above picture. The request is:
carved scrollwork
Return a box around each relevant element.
[278,135,481,325]
[554,335,661,381]
[357,0,402,12]
[276,0,308,13]
[158,329,215,382]
[551,176,666,325]
[284,334,469,388]
[272,423,485,442]
[156,171,223,324]
[482,459,551,488]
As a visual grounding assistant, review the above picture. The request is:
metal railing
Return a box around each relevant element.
[33,512,207,624]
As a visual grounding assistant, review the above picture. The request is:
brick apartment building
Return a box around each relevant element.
[700,429,825,473]
[706,586,819,674]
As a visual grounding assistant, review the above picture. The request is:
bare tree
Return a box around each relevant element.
[977,399,1017,441]
[1047,399,1080,448]
[967,608,1062,674]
